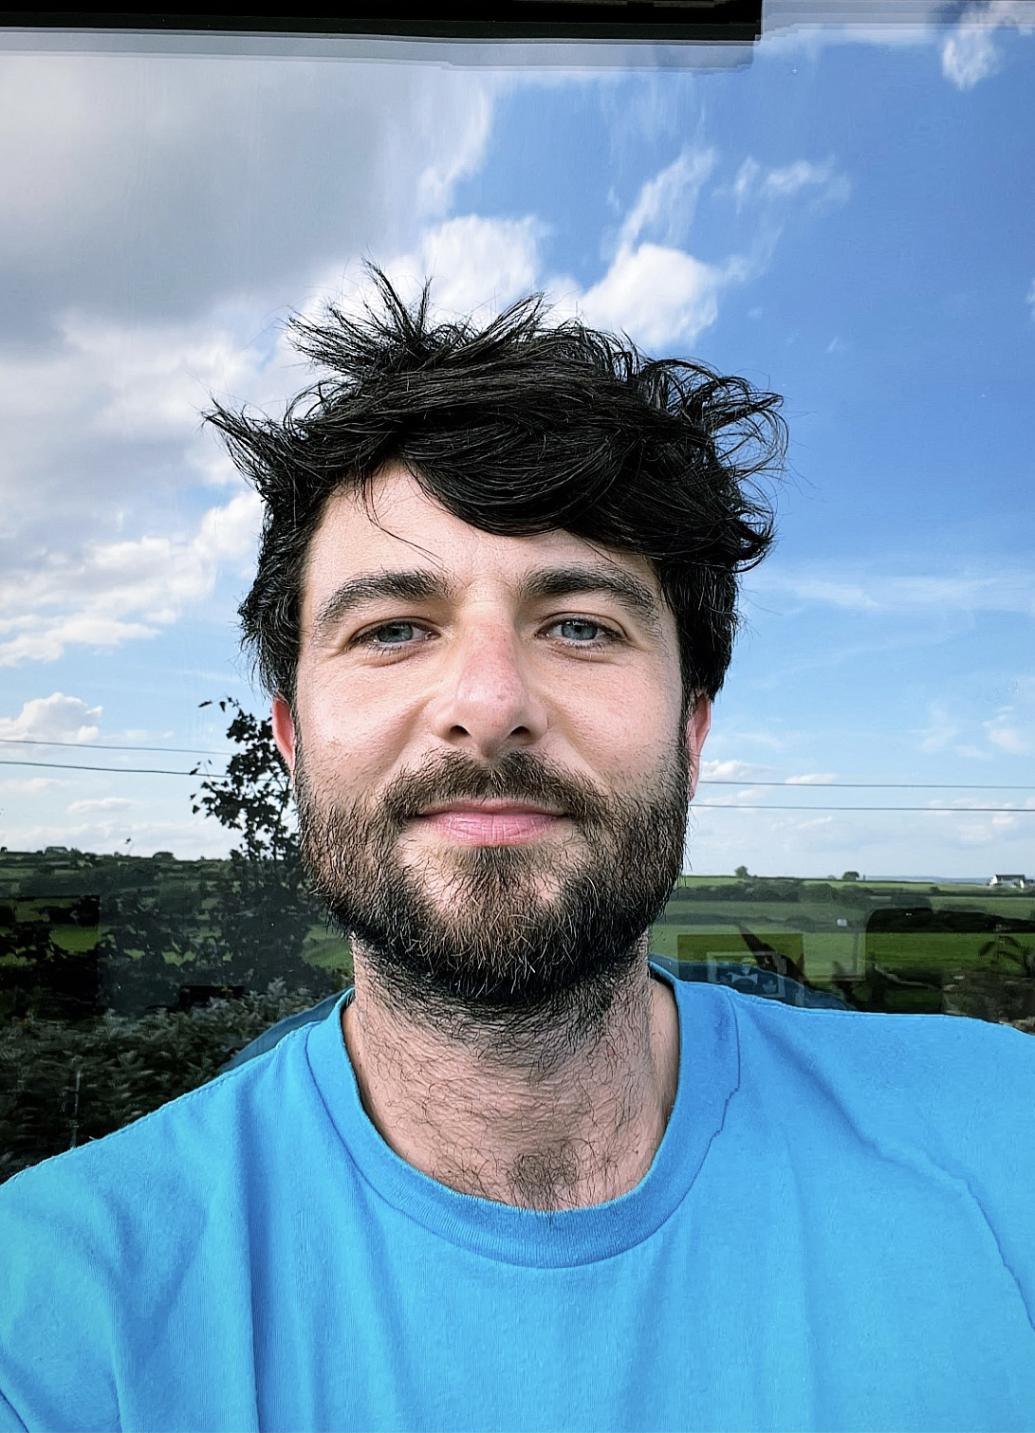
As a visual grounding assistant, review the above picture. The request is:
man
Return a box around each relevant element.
[1,268,1033,1432]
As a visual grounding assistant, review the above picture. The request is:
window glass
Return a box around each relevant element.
[2,7,1033,1178]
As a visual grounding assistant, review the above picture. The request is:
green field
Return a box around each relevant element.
[2,852,1032,1019]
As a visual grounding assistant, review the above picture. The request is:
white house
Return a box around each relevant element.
[988,873,1030,889]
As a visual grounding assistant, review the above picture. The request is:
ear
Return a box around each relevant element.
[686,696,712,800]
[271,694,297,780]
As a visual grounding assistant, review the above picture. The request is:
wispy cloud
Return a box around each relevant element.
[0,777,65,796]
[983,679,1035,756]
[759,9,940,61]
[911,681,1035,761]
[751,565,1035,619]
[416,88,495,219]
[911,700,989,760]
[68,796,135,815]
[728,156,851,213]
[941,1,1035,90]
[616,147,717,252]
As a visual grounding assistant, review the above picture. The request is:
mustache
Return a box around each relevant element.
[295,747,594,825]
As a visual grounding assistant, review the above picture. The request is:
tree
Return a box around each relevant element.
[734,865,750,879]
[189,698,345,992]
[842,870,860,882]
[192,699,298,870]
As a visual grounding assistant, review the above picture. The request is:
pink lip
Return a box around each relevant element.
[415,810,567,845]
[420,801,562,817]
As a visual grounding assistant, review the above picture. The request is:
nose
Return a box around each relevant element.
[422,618,552,758]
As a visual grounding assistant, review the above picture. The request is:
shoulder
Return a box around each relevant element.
[0,1026,308,1424]
[726,990,1035,1175]
[0,1015,309,1223]
[0,1044,264,1288]
[732,985,1035,1074]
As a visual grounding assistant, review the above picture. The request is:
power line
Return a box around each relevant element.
[0,736,232,757]
[1,759,1033,813]
[1,745,1033,791]
[702,779,1035,791]
[692,804,1035,813]
[0,759,217,777]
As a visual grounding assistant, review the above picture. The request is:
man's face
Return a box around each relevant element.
[273,464,710,1033]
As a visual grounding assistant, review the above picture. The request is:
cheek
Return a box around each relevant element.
[302,687,408,792]
[571,699,666,775]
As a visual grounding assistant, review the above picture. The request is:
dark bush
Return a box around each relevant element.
[0,979,338,1184]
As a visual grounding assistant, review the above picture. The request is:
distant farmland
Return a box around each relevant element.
[2,850,1033,1022]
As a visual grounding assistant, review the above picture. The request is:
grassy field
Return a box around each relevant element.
[3,853,1032,1003]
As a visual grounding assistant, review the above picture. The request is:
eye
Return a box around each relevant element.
[350,617,622,653]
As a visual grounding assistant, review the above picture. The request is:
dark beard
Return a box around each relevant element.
[293,731,691,1065]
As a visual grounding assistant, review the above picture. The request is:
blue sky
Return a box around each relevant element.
[0,5,1032,877]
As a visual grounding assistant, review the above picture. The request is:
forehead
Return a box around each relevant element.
[301,465,668,619]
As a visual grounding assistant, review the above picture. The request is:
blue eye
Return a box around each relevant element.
[352,618,621,653]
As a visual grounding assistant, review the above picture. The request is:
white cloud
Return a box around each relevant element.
[0,620,159,668]
[415,88,494,219]
[0,777,64,795]
[940,1,1035,90]
[0,491,261,666]
[616,147,717,251]
[730,156,851,212]
[1027,277,1035,320]
[695,785,767,808]
[754,565,1035,619]
[985,723,1031,756]
[0,693,102,743]
[759,8,941,60]
[0,302,275,565]
[700,759,762,782]
[921,797,1032,848]
[60,311,262,443]
[912,683,1035,762]
[983,683,1035,756]
[698,766,846,793]
[418,217,546,321]
[576,242,733,349]
[0,207,545,673]
[290,214,547,346]
[67,796,135,815]
[299,194,743,358]
[0,46,506,643]
[686,795,1035,879]
[0,49,503,325]
[717,728,788,752]
[941,22,1001,88]
[913,701,964,756]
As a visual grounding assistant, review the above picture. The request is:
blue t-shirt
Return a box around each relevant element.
[2,958,1033,1432]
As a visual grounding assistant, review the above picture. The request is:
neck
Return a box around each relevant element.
[341,954,680,1211]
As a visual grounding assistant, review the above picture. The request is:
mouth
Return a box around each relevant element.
[411,803,570,847]
[417,800,566,818]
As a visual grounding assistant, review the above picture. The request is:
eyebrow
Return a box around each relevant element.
[310,562,665,649]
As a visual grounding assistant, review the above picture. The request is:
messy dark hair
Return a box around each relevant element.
[206,264,785,716]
